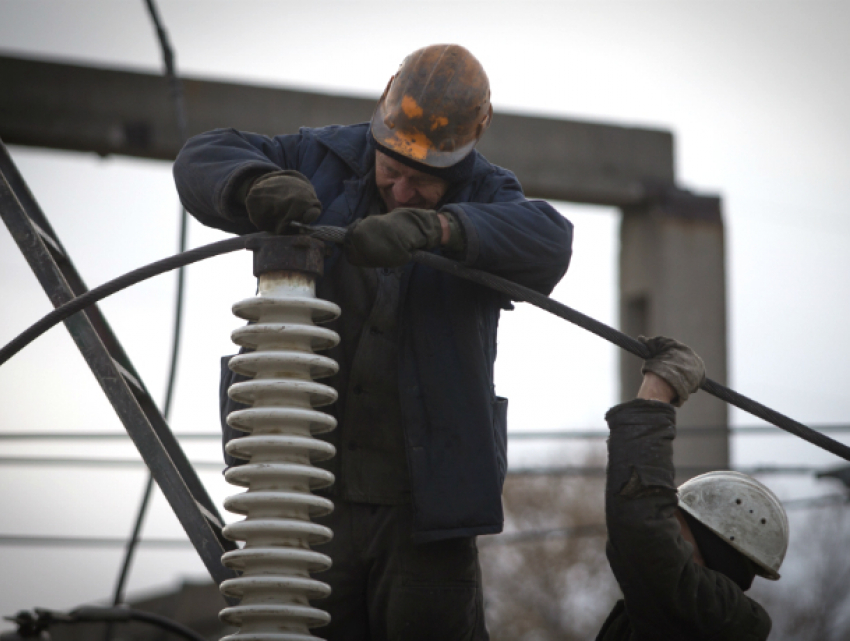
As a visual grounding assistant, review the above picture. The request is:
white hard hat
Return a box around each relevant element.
[678,471,789,580]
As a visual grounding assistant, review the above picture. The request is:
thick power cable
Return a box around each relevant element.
[299,223,850,463]
[0,233,261,367]
[2,228,849,463]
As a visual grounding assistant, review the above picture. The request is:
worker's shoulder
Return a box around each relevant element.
[708,602,772,641]
[302,122,373,176]
[462,151,524,199]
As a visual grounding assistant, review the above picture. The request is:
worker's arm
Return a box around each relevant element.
[342,159,572,292]
[603,338,771,639]
[172,127,327,235]
[440,164,573,295]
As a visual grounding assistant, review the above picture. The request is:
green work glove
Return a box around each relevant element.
[244,170,322,235]
[344,208,445,268]
[639,336,706,407]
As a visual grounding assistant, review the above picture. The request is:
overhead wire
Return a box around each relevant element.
[0,454,844,482]
[110,0,191,610]
[479,492,850,547]
[2,424,850,442]
[1,493,844,551]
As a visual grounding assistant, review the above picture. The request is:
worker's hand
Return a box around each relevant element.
[245,170,322,234]
[639,336,706,407]
[344,208,444,267]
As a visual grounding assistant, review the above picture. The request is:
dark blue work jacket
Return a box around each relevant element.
[173,123,573,542]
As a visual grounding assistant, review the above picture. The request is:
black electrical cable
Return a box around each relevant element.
[2,227,849,464]
[112,0,191,610]
[0,233,262,368]
[299,223,850,463]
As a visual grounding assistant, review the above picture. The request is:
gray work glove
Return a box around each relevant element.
[639,336,706,407]
[344,208,446,267]
[244,170,322,234]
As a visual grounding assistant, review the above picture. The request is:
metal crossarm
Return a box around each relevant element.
[0,138,238,588]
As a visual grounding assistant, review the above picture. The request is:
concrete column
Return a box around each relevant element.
[619,189,729,478]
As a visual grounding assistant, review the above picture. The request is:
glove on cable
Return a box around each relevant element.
[244,170,322,235]
[345,208,451,268]
[639,335,706,407]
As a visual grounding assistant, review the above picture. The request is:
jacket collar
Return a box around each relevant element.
[313,122,376,178]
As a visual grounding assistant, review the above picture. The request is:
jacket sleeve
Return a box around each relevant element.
[172,128,306,235]
[604,400,772,641]
[441,164,573,295]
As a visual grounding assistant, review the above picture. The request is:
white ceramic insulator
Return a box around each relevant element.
[220,271,340,641]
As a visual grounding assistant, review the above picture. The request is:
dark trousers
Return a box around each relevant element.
[311,501,489,641]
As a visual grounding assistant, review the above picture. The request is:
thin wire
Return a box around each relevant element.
[0,456,225,470]
[4,496,840,551]
[479,494,849,547]
[0,534,191,548]
[0,455,840,480]
[3,424,850,441]
[112,0,189,608]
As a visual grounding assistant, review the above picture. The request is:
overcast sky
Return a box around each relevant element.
[1,0,849,626]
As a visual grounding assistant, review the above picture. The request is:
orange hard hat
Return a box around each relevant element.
[371,44,493,168]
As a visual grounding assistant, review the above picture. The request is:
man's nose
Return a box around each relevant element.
[392,179,417,205]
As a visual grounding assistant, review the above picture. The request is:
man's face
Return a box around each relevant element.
[375,150,450,212]
[675,509,706,567]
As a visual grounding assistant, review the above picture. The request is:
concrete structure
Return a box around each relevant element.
[0,53,729,475]
[620,191,728,477]
[0,54,673,206]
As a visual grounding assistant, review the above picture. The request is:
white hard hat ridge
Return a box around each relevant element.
[677,471,789,580]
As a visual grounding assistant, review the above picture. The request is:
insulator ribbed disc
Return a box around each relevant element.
[232,324,340,352]
[223,519,333,546]
[224,491,334,518]
[220,603,331,629]
[228,351,339,379]
[224,463,335,490]
[221,547,332,574]
[228,379,337,407]
[220,575,331,601]
[226,435,336,463]
[227,407,336,435]
[224,276,338,638]
[233,296,341,324]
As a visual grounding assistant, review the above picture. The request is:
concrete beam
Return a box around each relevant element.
[0,54,674,206]
[619,190,729,478]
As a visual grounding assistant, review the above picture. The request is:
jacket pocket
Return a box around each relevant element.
[492,396,509,487]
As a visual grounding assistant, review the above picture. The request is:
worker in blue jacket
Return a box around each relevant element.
[173,44,572,640]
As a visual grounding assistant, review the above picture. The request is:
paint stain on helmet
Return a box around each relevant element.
[402,95,424,119]
[430,116,449,131]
